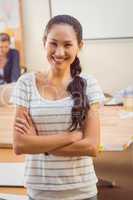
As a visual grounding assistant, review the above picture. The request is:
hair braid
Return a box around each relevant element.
[67,56,90,132]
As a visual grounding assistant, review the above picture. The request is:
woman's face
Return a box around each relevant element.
[44,24,82,71]
[0,41,10,57]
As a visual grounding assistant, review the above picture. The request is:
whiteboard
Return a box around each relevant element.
[0,163,24,186]
[50,0,133,39]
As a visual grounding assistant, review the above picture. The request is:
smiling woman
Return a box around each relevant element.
[44,24,82,71]
[10,15,105,200]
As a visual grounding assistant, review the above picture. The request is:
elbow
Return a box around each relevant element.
[13,132,25,155]
[13,143,23,155]
[13,139,24,155]
[87,144,99,157]
[92,146,99,157]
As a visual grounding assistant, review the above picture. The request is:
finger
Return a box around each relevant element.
[15,122,28,133]
[24,112,38,135]
[16,117,29,129]
[23,111,32,126]
[15,126,25,134]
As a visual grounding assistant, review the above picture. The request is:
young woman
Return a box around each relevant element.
[0,32,20,84]
[11,15,105,200]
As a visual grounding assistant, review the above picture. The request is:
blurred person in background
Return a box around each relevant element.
[0,32,20,84]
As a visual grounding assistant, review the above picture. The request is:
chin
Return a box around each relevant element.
[52,62,68,70]
[54,65,66,71]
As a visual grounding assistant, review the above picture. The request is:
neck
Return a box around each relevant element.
[47,66,71,83]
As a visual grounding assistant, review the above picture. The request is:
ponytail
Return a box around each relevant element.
[67,56,90,132]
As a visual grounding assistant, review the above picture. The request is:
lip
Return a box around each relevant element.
[52,56,67,64]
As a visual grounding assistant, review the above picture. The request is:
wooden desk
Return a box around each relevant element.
[100,106,133,151]
[0,106,15,147]
[0,105,133,149]
[0,105,133,193]
[0,148,26,195]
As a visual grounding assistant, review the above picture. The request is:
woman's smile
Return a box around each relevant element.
[51,55,69,65]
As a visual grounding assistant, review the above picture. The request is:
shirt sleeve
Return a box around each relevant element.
[10,49,20,82]
[10,74,30,108]
[85,75,105,105]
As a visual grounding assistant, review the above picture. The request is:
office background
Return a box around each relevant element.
[21,0,133,94]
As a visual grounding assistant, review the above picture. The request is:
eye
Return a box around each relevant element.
[50,42,57,47]
[65,43,72,48]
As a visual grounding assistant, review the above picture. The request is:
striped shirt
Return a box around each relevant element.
[10,72,105,200]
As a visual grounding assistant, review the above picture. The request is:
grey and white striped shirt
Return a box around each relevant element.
[10,72,105,200]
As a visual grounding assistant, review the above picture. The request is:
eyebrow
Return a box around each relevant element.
[50,38,72,43]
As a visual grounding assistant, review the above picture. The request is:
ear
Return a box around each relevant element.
[77,40,84,55]
[79,40,84,49]
[43,36,47,47]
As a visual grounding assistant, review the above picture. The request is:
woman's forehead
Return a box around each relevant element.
[47,24,77,41]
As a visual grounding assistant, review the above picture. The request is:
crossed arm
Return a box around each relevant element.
[13,103,100,157]
[49,104,100,157]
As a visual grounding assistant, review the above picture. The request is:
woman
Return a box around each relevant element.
[0,32,20,84]
[11,15,105,200]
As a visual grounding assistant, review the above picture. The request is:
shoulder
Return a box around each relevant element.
[10,73,33,107]
[80,73,105,104]
[80,72,96,79]
[8,49,19,56]
[80,73,98,86]
[17,72,33,86]
[18,70,47,84]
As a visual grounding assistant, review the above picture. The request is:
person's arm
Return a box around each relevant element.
[49,103,101,157]
[10,49,20,82]
[13,106,82,155]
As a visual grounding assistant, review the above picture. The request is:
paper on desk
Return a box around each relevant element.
[104,97,119,105]
[0,163,25,186]
[0,193,27,200]
[119,111,133,119]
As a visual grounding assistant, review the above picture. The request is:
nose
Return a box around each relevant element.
[55,46,65,57]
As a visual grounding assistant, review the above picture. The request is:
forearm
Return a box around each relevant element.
[50,138,98,157]
[14,130,81,155]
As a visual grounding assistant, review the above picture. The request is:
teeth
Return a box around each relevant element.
[53,58,64,63]
[55,58,64,61]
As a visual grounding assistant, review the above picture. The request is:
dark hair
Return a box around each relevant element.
[44,15,90,132]
[0,33,10,42]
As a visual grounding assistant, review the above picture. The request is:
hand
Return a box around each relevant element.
[14,111,38,136]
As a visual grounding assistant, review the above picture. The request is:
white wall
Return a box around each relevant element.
[21,0,133,94]
[22,0,50,72]
[51,0,133,39]
[80,39,133,94]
